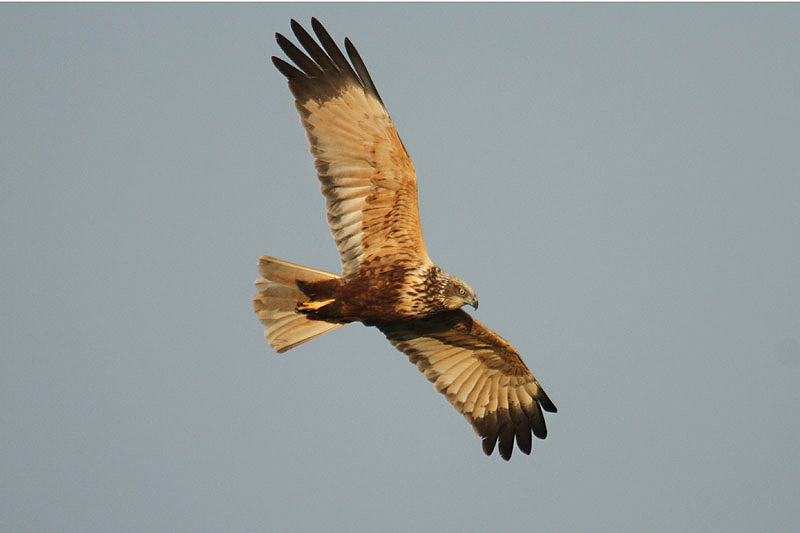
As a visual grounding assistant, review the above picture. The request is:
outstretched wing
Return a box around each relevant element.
[273,19,430,280]
[376,310,557,460]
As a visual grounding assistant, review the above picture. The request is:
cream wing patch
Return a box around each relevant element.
[298,85,427,280]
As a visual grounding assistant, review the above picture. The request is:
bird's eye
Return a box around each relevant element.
[458,287,465,295]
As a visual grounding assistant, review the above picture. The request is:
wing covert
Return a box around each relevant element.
[273,19,430,280]
[376,310,557,460]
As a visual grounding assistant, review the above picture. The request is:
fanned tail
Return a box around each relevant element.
[253,256,345,353]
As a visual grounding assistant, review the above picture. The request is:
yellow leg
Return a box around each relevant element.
[297,298,335,312]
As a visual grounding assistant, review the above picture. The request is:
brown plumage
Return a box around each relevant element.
[254,18,556,460]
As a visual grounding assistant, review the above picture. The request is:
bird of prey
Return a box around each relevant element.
[254,18,556,460]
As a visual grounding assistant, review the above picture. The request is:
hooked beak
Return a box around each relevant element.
[470,298,479,310]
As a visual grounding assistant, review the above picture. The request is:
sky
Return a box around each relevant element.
[2,3,799,532]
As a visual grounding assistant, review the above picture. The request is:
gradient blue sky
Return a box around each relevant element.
[2,4,799,532]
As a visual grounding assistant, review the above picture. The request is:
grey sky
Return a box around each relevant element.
[2,3,799,532]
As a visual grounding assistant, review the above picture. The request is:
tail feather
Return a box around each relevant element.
[257,256,339,287]
[253,256,345,353]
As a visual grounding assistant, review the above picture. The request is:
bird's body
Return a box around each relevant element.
[295,263,438,322]
[254,19,556,460]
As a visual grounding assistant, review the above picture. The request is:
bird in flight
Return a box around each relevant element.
[254,18,556,460]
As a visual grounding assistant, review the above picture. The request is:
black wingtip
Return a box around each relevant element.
[343,37,355,54]
[498,425,514,460]
[482,436,497,457]
[271,55,302,80]
[516,427,533,455]
[343,37,383,104]
[499,445,513,461]
[290,18,309,41]
[275,32,289,48]
[539,390,557,413]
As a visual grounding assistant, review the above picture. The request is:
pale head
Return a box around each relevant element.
[440,272,479,311]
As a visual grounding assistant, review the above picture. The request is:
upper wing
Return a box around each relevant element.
[376,310,557,460]
[273,19,430,280]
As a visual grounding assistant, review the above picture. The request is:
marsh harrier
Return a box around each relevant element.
[254,19,556,459]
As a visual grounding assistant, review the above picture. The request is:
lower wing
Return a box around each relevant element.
[376,310,557,460]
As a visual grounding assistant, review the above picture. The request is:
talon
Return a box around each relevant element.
[297,298,335,312]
